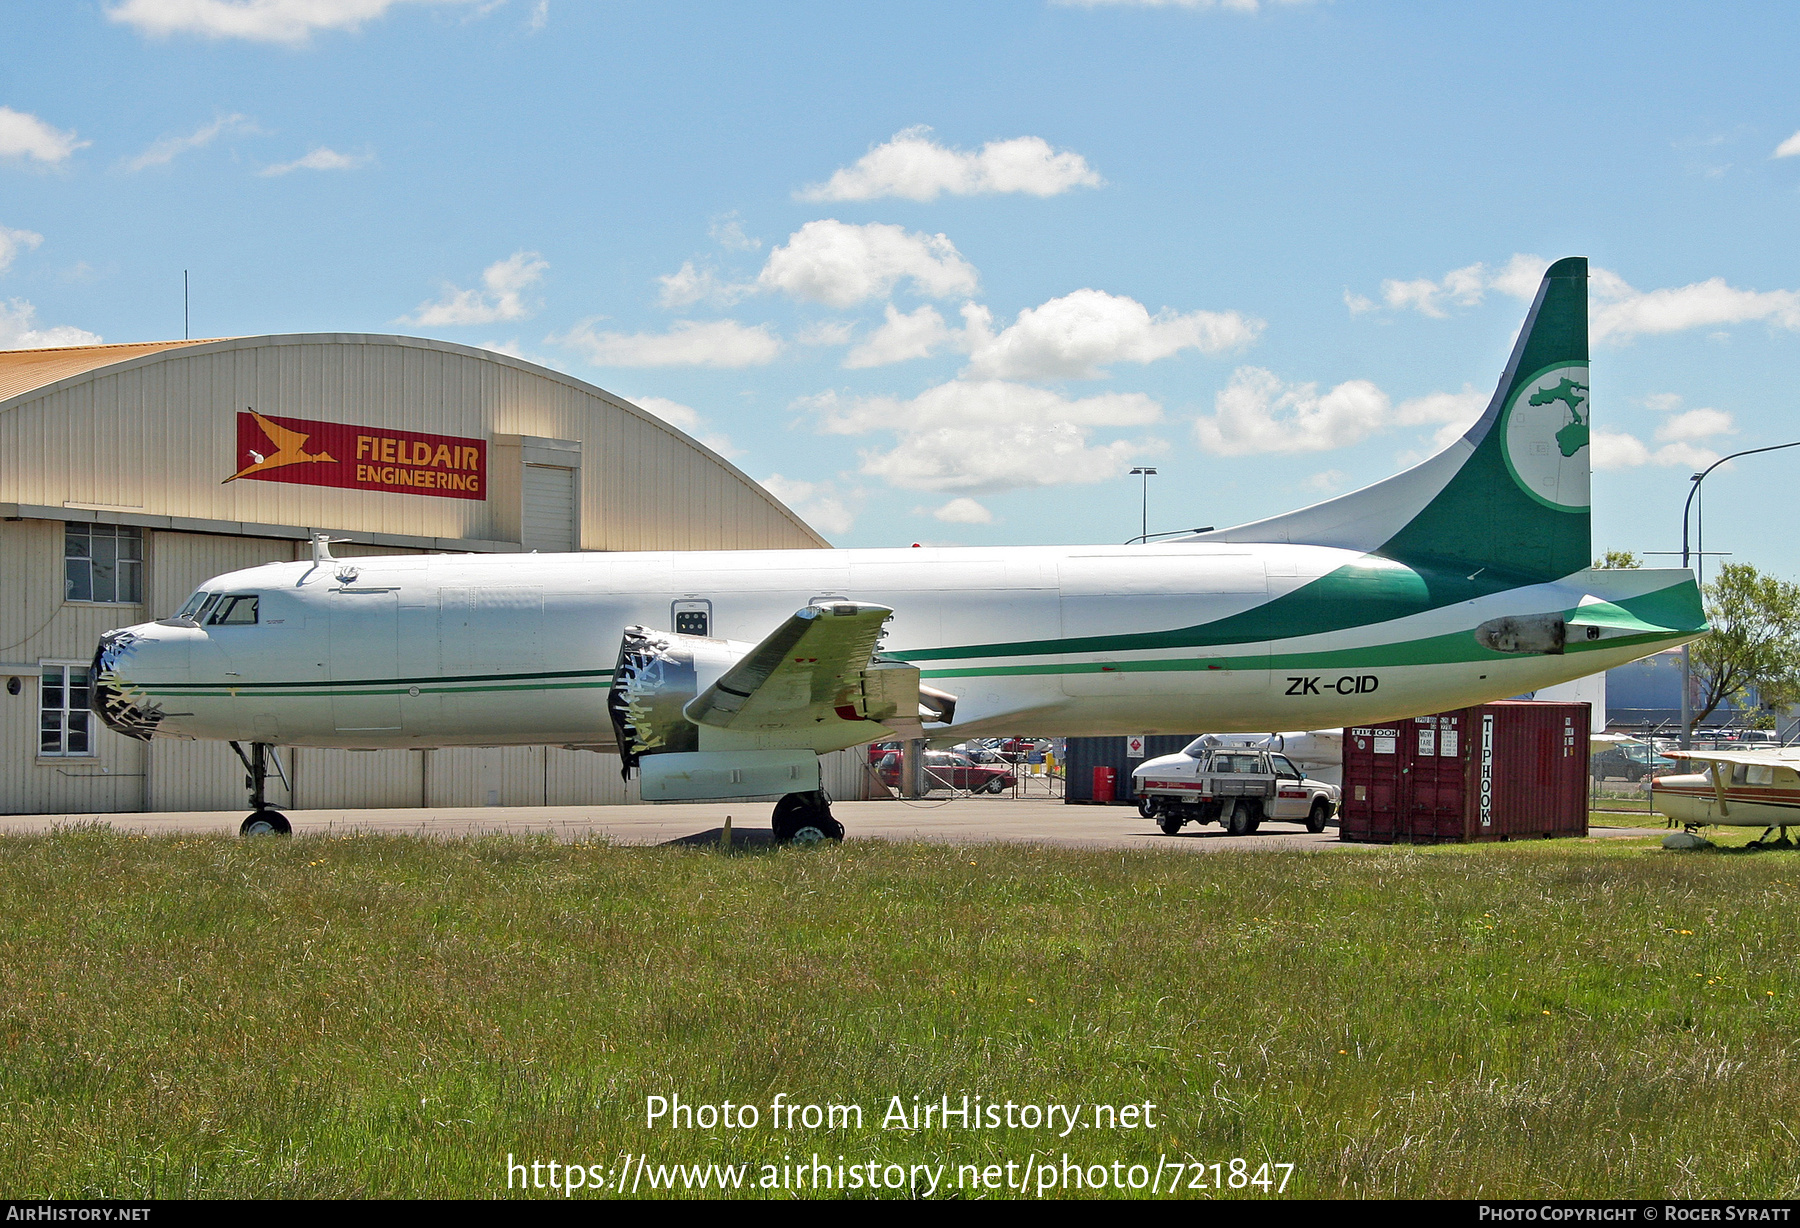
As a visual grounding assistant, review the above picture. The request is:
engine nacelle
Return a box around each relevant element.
[607,626,747,772]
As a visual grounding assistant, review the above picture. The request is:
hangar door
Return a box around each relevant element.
[522,464,577,552]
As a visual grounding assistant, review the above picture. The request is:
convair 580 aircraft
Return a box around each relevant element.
[93,258,1706,840]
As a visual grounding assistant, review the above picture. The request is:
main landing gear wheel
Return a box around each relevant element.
[1306,800,1331,834]
[772,791,844,844]
[240,810,291,837]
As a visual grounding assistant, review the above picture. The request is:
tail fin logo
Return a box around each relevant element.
[1502,364,1591,513]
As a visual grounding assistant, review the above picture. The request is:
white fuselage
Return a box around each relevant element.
[97,543,1695,750]
[1654,767,1800,829]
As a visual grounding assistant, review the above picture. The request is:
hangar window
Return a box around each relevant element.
[39,663,94,757]
[208,595,259,626]
[64,524,142,605]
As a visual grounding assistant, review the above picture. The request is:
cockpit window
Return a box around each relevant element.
[209,595,259,626]
[176,590,209,620]
[193,593,223,623]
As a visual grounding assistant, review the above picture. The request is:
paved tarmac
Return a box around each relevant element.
[0,795,1670,851]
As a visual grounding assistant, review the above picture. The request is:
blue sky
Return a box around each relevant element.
[5,1,1800,577]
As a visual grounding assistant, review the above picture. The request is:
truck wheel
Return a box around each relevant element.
[1224,800,1253,836]
[1306,800,1330,833]
[1158,814,1184,836]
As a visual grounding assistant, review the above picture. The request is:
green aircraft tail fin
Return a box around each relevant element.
[1377,255,1590,580]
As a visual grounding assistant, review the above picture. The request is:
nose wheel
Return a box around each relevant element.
[772,790,844,843]
[229,740,293,838]
[241,810,292,837]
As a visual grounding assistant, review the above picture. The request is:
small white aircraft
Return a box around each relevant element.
[1653,749,1800,845]
[92,257,1706,840]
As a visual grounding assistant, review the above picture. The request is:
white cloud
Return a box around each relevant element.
[1353,255,1550,319]
[964,288,1262,379]
[107,0,476,44]
[932,497,994,524]
[1592,432,1720,471]
[1194,367,1486,459]
[1590,430,1651,471]
[760,474,857,537]
[1393,386,1487,450]
[708,212,760,252]
[798,126,1103,203]
[1357,253,1800,345]
[757,220,978,308]
[1194,367,1392,456]
[656,260,752,309]
[259,146,372,176]
[1303,470,1345,494]
[627,394,740,457]
[1654,407,1735,442]
[1591,274,1800,343]
[0,225,45,274]
[1774,130,1800,158]
[1593,398,1734,470]
[403,251,547,327]
[806,380,1164,494]
[0,107,87,164]
[0,299,102,349]
[123,113,258,171]
[526,0,548,31]
[558,318,782,368]
[796,320,856,347]
[843,303,963,368]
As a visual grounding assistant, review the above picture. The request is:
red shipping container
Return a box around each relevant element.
[1339,701,1590,843]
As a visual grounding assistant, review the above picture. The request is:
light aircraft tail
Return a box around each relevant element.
[1195,256,1591,583]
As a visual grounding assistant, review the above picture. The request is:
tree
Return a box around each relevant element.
[1594,550,1641,569]
[1690,563,1800,727]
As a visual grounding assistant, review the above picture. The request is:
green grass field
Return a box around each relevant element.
[2,828,1798,1199]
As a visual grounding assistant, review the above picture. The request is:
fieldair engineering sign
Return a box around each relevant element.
[225,410,487,501]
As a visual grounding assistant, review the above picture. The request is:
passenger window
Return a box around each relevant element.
[209,595,259,625]
[1731,764,1749,786]
[1748,765,1774,787]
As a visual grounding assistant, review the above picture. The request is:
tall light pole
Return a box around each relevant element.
[1129,467,1157,544]
[1676,440,1800,748]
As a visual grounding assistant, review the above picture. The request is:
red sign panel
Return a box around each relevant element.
[227,411,486,501]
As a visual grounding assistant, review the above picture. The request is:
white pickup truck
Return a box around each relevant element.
[1131,739,1340,837]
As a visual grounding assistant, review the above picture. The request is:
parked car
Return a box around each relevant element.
[1132,743,1339,836]
[876,750,1017,794]
[1591,741,1678,782]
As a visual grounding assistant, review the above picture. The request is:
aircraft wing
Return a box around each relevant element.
[683,601,901,732]
[1664,748,1800,768]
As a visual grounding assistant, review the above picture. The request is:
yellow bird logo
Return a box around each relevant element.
[225,412,337,482]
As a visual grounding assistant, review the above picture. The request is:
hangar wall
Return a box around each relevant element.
[0,335,870,817]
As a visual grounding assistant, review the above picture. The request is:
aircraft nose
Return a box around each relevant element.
[92,623,186,740]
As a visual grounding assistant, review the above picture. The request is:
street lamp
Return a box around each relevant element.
[1676,440,1800,748]
[1129,467,1157,544]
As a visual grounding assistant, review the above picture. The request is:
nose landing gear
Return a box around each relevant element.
[230,741,292,837]
[771,790,844,844]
